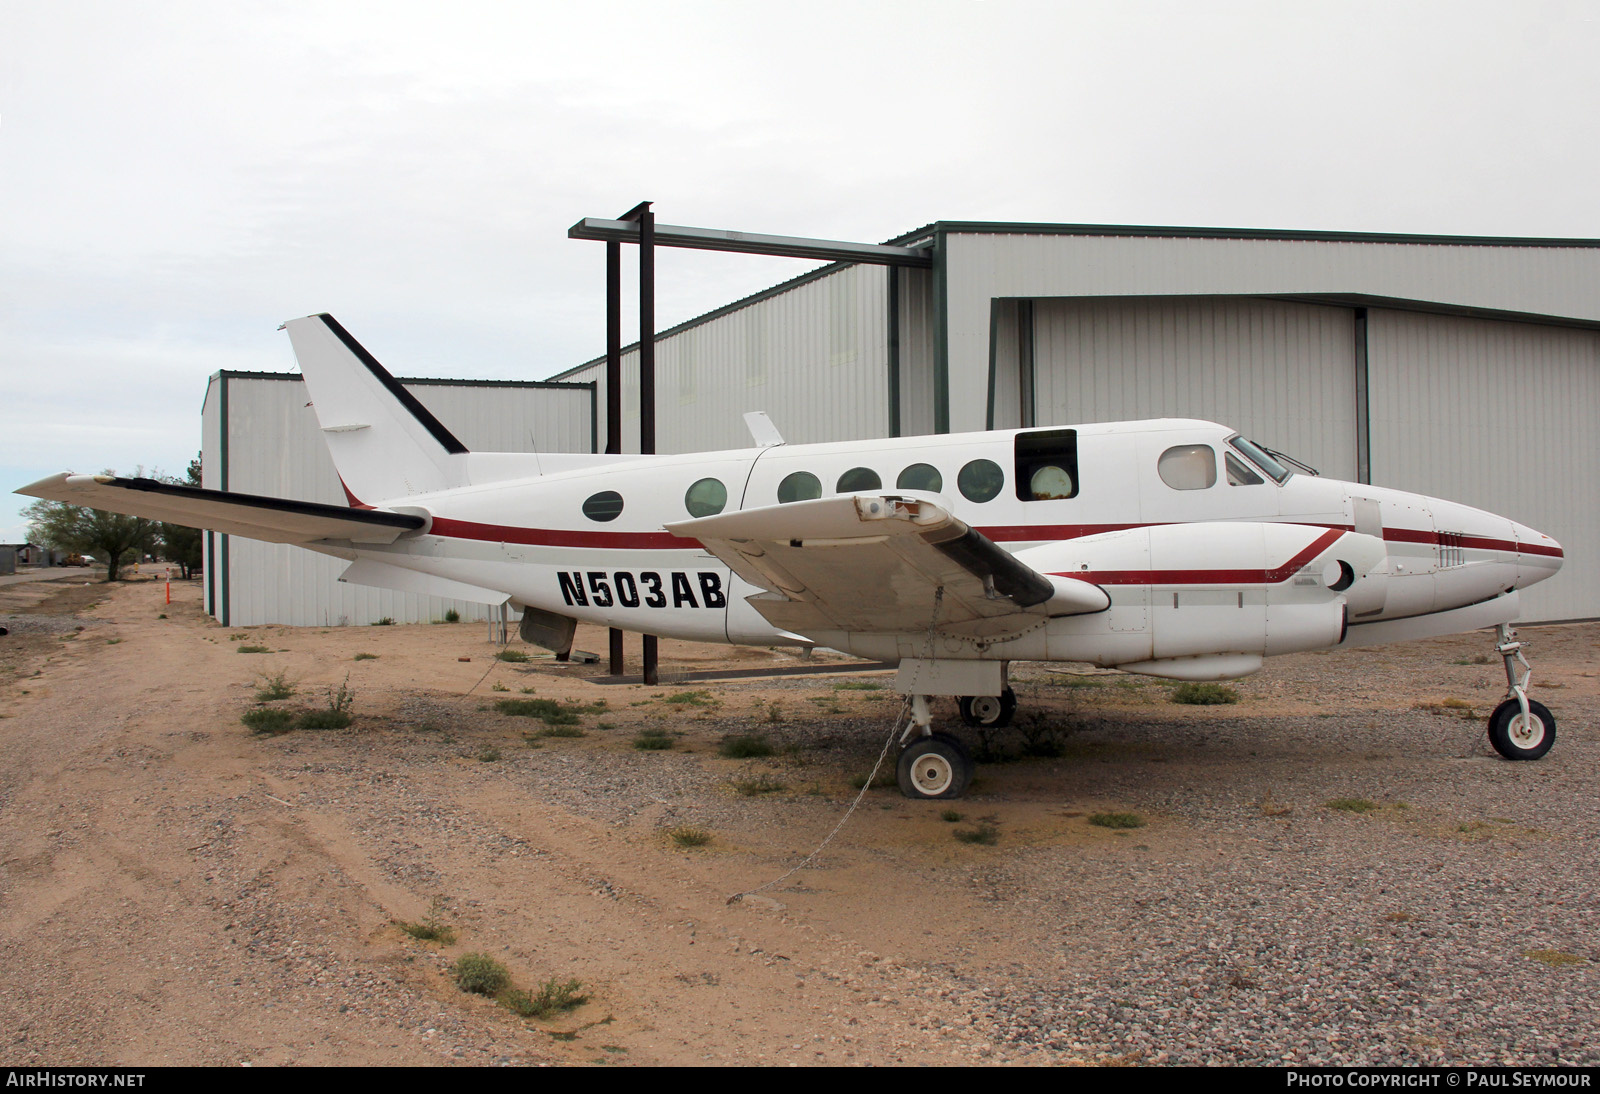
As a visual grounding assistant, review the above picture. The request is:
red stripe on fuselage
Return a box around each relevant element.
[1049,528,1346,586]
[427,516,692,551]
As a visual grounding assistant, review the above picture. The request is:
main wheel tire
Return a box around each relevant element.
[896,736,973,800]
[1487,697,1556,761]
[958,688,1017,728]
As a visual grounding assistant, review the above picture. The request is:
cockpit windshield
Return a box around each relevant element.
[1227,435,1292,484]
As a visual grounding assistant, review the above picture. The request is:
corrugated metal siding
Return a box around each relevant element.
[896,266,936,436]
[210,374,593,626]
[567,264,891,454]
[944,232,1600,434]
[201,374,223,618]
[1367,309,1600,620]
[989,299,1023,429]
[1029,297,1359,478]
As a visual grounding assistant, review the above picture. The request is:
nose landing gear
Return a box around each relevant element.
[1485,624,1556,761]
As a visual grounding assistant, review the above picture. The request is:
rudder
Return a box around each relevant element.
[282,313,467,504]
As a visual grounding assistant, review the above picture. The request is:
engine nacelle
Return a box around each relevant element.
[1023,522,1387,668]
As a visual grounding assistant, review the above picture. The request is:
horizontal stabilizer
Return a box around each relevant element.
[338,559,509,604]
[15,474,425,546]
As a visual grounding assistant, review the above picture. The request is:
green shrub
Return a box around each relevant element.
[1089,811,1146,829]
[495,698,604,725]
[664,690,715,706]
[633,729,674,751]
[669,826,711,847]
[718,734,774,759]
[372,617,394,626]
[500,979,589,1019]
[353,652,378,661]
[940,809,964,823]
[1326,798,1379,814]
[953,823,999,845]
[236,645,271,654]
[1170,682,1239,705]
[732,774,786,796]
[452,953,510,995]
[241,708,295,735]
[399,898,456,944]
[254,671,295,701]
[444,609,460,623]
[496,649,529,663]
[299,674,354,730]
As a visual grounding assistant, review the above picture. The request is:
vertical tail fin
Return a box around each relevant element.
[282,314,467,504]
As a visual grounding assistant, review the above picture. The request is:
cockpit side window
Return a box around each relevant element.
[1225,452,1264,486]
[1158,444,1217,491]
[1227,435,1291,484]
[1015,428,1079,501]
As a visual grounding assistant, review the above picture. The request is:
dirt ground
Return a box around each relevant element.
[1,576,1596,1066]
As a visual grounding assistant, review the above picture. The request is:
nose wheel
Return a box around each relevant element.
[1485,624,1557,761]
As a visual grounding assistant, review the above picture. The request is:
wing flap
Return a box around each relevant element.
[669,494,1103,638]
[16,474,425,546]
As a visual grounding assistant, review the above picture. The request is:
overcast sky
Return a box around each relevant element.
[5,0,1599,541]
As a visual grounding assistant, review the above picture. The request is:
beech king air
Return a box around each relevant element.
[19,314,1566,799]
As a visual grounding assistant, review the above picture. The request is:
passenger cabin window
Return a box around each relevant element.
[1225,452,1264,487]
[836,467,881,492]
[582,490,625,522]
[684,477,727,517]
[1015,428,1079,501]
[957,459,1005,503]
[896,463,942,492]
[777,471,821,504]
[1158,445,1217,491]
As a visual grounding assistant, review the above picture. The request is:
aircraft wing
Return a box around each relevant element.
[667,494,1108,639]
[16,473,426,546]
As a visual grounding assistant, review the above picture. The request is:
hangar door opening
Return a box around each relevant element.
[991,297,1359,481]
[1366,308,1600,621]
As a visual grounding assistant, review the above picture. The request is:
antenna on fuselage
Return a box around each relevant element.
[744,411,785,448]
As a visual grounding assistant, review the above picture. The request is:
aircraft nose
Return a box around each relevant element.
[1512,520,1563,588]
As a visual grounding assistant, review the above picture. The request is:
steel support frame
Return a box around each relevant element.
[601,202,659,684]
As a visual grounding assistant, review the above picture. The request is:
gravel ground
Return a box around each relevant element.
[1,578,1595,1066]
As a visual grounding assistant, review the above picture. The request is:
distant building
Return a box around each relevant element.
[201,370,594,626]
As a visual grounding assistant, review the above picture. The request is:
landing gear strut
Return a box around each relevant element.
[895,695,976,799]
[1485,624,1556,761]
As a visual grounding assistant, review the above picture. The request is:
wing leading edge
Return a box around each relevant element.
[667,494,1109,640]
[16,474,426,545]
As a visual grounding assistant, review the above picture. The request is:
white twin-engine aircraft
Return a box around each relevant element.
[20,314,1566,799]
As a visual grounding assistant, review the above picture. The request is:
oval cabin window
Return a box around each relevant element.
[896,463,943,492]
[957,459,1005,502]
[684,478,727,517]
[777,471,822,504]
[582,490,625,522]
[836,467,882,492]
[1158,445,1217,491]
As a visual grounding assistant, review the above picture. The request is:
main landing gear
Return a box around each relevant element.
[957,688,1017,729]
[1485,624,1556,761]
[895,695,975,799]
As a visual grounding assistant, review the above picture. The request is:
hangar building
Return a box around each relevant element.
[551,222,1600,623]
[201,370,593,626]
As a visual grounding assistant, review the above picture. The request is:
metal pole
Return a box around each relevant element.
[606,238,624,676]
[638,205,659,686]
